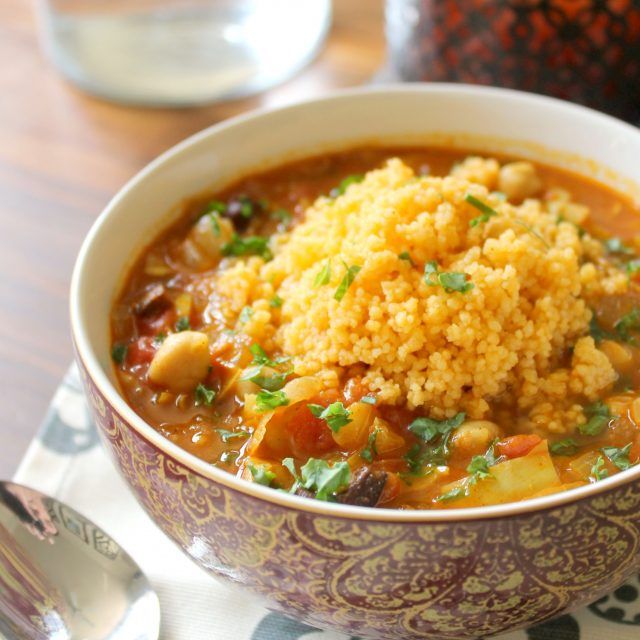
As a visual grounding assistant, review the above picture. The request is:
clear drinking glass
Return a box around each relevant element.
[35,0,333,106]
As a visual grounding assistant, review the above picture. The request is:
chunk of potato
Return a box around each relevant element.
[147,331,210,393]
[498,161,542,202]
[439,441,561,507]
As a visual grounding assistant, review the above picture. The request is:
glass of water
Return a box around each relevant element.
[35,0,333,106]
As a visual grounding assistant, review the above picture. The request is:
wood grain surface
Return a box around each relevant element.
[0,0,385,476]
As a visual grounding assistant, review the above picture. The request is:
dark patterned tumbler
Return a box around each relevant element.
[386,0,640,122]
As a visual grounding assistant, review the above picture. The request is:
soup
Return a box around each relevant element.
[110,147,640,509]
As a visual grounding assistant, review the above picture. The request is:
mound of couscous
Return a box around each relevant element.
[214,157,625,434]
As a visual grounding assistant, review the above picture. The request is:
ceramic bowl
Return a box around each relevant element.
[70,85,640,640]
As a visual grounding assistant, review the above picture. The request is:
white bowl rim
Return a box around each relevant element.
[70,82,640,523]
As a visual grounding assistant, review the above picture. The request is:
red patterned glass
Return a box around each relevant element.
[386,0,640,122]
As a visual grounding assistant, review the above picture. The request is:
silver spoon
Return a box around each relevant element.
[0,481,160,639]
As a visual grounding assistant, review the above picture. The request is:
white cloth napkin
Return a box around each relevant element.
[13,365,640,640]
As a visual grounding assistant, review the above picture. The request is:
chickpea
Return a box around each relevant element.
[181,214,234,268]
[599,339,633,372]
[498,162,542,202]
[148,331,211,393]
[450,420,500,456]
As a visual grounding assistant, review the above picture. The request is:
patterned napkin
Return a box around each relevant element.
[14,365,640,640]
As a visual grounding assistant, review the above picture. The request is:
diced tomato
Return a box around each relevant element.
[127,337,157,366]
[288,403,336,459]
[496,434,543,459]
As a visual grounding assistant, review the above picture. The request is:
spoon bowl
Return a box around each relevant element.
[0,481,159,640]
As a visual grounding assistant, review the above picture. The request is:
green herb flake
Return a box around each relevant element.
[626,259,640,279]
[578,401,614,436]
[513,219,550,248]
[601,443,635,471]
[589,314,612,344]
[271,209,292,226]
[466,455,492,479]
[398,251,415,265]
[221,233,272,261]
[465,193,498,227]
[409,412,466,443]
[269,295,284,308]
[255,389,289,412]
[242,368,292,392]
[215,429,249,443]
[209,211,221,236]
[111,343,128,365]
[334,263,362,301]
[403,444,425,475]
[175,316,191,332]
[299,458,351,501]
[590,456,609,481]
[423,262,474,294]
[614,307,640,344]
[239,306,254,323]
[604,237,634,255]
[248,343,291,368]
[314,260,331,288]
[550,438,580,456]
[153,333,167,347]
[195,383,216,406]
[249,464,276,487]
[308,402,352,433]
[360,428,380,463]
[330,174,364,198]
[360,395,377,405]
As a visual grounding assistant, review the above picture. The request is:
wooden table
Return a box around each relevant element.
[0,0,385,477]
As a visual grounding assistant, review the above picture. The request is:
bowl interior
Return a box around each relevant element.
[71,84,640,519]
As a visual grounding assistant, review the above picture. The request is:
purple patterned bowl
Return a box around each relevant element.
[70,85,640,639]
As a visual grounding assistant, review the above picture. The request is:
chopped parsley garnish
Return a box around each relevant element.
[153,333,166,346]
[238,196,255,218]
[626,259,640,279]
[601,443,634,471]
[215,429,249,443]
[175,316,190,332]
[269,295,284,308]
[195,383,216,406]
[465,193,498,227]
[360,395,377,405]
[409,412,466,443]
[308,402,352,433]
[330,174,364,198]
[249,464,276,487]
[203,200,226,215]
[111,343,128,365]
[614,307,640,344]
[424,261,474,294]
[550,438,580,456]
[360,428,380,463]
[407,412,466,471]
[209,211,221,236]
[255,389,289,412]
[248,343,291,368]
[437,486,467,502]
[239,306,254,323]
[284,457,351,501]
[271,209,292,226]
[436,441,497,502]
[604,237,633,255]
[590,456,609,481]
[221,233,272,260]
[589,314,612,344]
[242,368,292,392]
[578,401,614,436]
[314,260,331,287]
[334,263,361,301]
[398,251,415,265]
[513,220,550,248]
